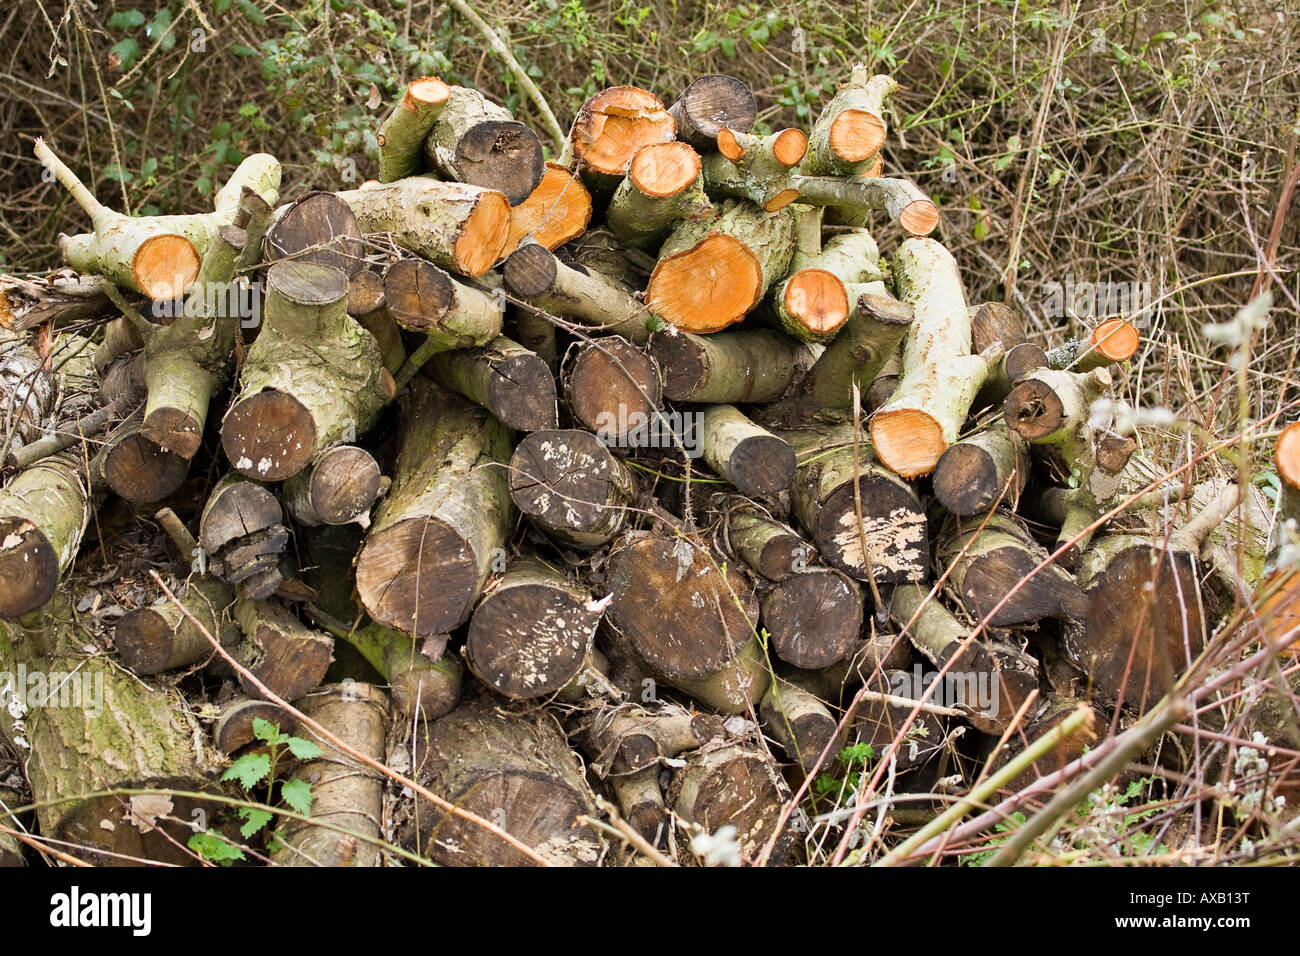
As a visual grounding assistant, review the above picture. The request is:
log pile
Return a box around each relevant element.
[0,65,1260,869]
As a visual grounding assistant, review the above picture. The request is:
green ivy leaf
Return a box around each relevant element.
[222,752,271,790]
[280,779,314,816]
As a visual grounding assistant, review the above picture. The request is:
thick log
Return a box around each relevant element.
[376,76,452,182]
[668,634,771,715]
[114,577,239,675]
[0,453,90,619]
[429,334,557,431]
[270,682,390,867]
[562,86,677,188]
[422,85,545,205]
[607,142,712,249]
[232,598,334,702]
[760,675,842,772]
[338,178,512,277]
[871,237,988,478]
[704,127,807,212]
[764,222,884,343]
[35,139,280,299]
[803,66,896,176]
[504,163,594,253]
[503,242,653,343]
[646,199,796,333]
[93,408,190,505]
[1064,534,1205,710]
[508,429,637,548]
[667,740,788,861]
[606,532,759,682]
[355,381,514,636]
[334,619,462,723]
[466,557,604,700]
[932,419,1029,517]
[384,259,504,385]
[0,600,218,864]
[222,261,390,481]
[700,404,795,496]
[264,191,365,276]
[667,75,757,150]
[212,698,297,754]
[971,301,1026,354]
[564,336,663,446]
[401,696,602,866]
[649,327,814,404]
[762,566,863,669]
[582,701,723,775]
[282,445,383,527]
[936,512,1088,626]
[784,425,928,583]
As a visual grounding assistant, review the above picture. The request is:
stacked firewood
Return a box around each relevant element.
[0,66,1278,868]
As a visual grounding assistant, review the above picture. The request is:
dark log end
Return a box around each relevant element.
[102,431,190,503]
[222,389,317,481]
[213,699,297,754]
[670,75,757,148]
[0,517,59,619]
[646,332,706,402]
[509,430,625,537]
[971,301,1025,354]
[308,445,383,524]
[140,406,204,460]
[356,516,479,635]
[1003,341,1048,385]
[566,337,661,438]
[487,351,559,431]
[467,586,599,699]
[727,434,796,496]
[114,607,177,675]
[1003,378,1065,441]
[932,443,1000,517]
[383,258,456,330]
[265,195,365,278]
[762,568,863,669]
[502,241,560,298]
[455,120,546,206]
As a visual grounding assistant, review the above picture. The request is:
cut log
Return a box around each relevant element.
[564,336,663,446]
[429,334,558,431]
[504,163,594,252]
[606,532,759,681]
[668,634,771,715]
[1045,318,1140,372]
[607,142,712,248]
[1003,365,1115,557]
[0,453,90,619]
[0,600,218,864]
[223,261,389,481]
[936,512,1088,626]
[35,139,280,299]
[581,701,723,775]
[401,696,602,866]
[704,127,807,211]
[0,327,55,456]
[778,286,912,420]
[649,327,814,405]
[376,76,452,182]
[199,472,285,597]
[422,85,545,205]
[232,598,334,702]
[140,222,251,458]
[0,272,119,333]
[213,698,297,754]
[724,501,809,581]
[282,445,383,527]
[114,577,239,675]
[264,191,365,276]
[503,241,654,343]
[784,425,928,583]
[667,75,757,150]
[338,178,512,277]
[666,740,788,861]
[762,566,863,669]
[977,341,1048,407]
[931,419,1029,517]
[870,237,988,478]
[1064,534,1205,710]
[764,223,884,343]
[562,86,677,189]
[700,404,795,496]
[465,556,604,700]
[93,407,190,505]
[803,66,896,176]
[270,682,390,867]
[760,675,842,772]
[798,176,939,237]
[971,301,1026,354]
[355,380,515,636]
[338,621,462,723]
[608,767,668,844]
[508,428,638,548]
[646,199,797,333]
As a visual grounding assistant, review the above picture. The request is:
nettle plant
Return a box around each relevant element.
[189,718,321,865]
